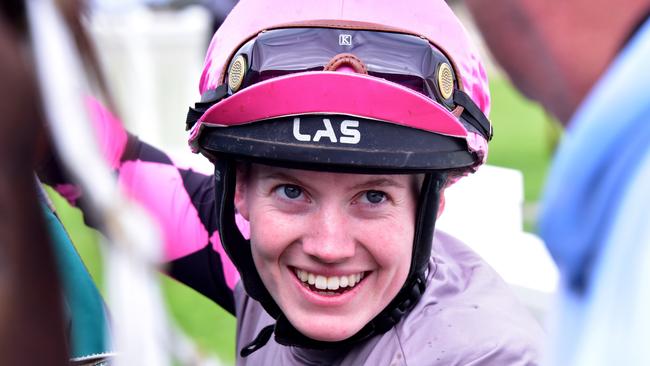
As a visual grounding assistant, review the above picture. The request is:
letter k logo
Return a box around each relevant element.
[339,34,352,46]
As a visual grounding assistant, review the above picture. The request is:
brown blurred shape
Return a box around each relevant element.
[1,0,110,364]
[465,0,650,125]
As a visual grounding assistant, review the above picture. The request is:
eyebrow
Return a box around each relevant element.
[348,178,408,191]
[260,171,409,191]
[260,171,308,187]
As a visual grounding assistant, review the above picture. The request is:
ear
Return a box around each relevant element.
[436,189,446,219]
[234,167,250,220]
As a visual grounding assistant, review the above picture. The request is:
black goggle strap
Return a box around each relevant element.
[185,84,229,131]
[453,89,493,141]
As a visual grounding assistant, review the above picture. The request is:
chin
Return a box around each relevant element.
[293,316,364,342]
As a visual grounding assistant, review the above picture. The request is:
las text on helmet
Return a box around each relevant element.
[292,117,361,144]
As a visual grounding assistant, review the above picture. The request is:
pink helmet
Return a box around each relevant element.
[188,0,491,165]
[184,0,492,356]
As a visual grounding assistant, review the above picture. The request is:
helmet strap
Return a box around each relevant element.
[453,89,493,141]
[214,160,444,357]
[213,158,282,317]
[185,85,229,131]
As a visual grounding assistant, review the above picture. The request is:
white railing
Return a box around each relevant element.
[437,165,558,322]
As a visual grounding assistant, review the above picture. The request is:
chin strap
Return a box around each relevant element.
[213,158,282,318]
[239,274,428,358]
[214,160,443,357]
[241,324,275,357]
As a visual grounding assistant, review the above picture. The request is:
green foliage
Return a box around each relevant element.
[47,188,104,288]
[486,77,556,202]
[162,277,236,364]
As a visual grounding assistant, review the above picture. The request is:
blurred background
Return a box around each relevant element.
[48,1,561,364]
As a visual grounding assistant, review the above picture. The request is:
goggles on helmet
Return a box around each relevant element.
[187,27,492,154]
[229,28,457,108]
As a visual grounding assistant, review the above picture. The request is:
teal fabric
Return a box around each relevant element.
[42,203,110,359]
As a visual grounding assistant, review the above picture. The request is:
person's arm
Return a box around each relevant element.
[39,97,240,314]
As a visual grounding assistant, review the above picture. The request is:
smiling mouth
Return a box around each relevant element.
[293,268,366,296]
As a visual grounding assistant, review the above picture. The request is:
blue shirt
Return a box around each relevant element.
[539,18,650,366]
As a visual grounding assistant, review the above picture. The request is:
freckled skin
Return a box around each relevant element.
[234,164,420,341]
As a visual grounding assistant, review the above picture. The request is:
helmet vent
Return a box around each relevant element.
[228,55,247,92]
[437,62,454,100]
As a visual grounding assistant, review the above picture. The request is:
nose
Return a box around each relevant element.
[301,203,356,264]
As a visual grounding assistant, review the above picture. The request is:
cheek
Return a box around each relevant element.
[377,219,415,298]
[357,215,415,270]
[248,208,301,262]
[366,196,417,264]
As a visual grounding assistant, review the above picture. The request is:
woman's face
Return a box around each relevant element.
[235,164,419,341]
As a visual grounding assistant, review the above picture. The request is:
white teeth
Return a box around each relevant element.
[348,274,356,287]
[315,275,327,290]
[297,270,308,282]
[327,277,340,290]
[295,268,366,291]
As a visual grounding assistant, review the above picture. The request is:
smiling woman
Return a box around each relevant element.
[235,166,419,342]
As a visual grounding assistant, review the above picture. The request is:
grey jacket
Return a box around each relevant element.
[235,230,543,365]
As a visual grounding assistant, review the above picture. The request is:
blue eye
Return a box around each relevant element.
[280,185,303,199]
[364,190,386,204]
